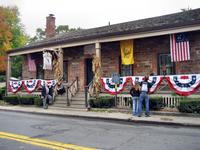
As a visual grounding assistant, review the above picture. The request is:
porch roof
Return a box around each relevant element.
[8,8,200,54]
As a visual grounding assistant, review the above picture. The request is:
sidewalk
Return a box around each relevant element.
[0,105,200,128]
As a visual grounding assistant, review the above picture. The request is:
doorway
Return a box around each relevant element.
[63,60,68,82]
[85,58,93,85]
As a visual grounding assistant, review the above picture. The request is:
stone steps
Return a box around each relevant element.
[53,92,86,109]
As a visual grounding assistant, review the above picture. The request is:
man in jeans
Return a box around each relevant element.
[41,84,50,109]
[138,75,152,117]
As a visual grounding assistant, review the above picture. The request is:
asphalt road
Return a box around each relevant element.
[0,111,200,150]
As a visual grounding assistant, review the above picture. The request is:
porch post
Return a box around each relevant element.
[59,47,63,79]
[92,42,101,97]
[6,55,11,95]
[95,42,101,65]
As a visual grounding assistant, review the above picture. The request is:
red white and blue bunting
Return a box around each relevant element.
[130,76,144,85]
[8,74,200,96]
[130,76,163,94]
[101,77,129,95]
[23,79,40,93]
[148,76,163,94]
[166,74,200,96]
[9,81,23,93]
[9,79,57,93]
[40,80,57,88]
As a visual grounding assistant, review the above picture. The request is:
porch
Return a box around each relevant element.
[6,33,200,110]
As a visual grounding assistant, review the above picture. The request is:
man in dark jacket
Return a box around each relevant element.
[138,75,152,117]
[41,84,49,109]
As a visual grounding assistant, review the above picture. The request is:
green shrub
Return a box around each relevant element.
[149,97,164,110]
[178,98,200,113]
[0,86,6,100]
[3,95,41,106]
[3,95,19,105]
[19,96,35,105]
[89,96,115,108]
[34,97,43,107]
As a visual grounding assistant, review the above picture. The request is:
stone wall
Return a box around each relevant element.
[134,35,169,75]
[101,42,120,77]
[63,46,86,91]
[101,31,200,77]
[176,31,200,74]
[22,55,36,79]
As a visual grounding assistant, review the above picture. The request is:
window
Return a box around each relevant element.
[36,63,44,79]
[119,57,133,76]
[120,65,133,76]
[158,54,175,75]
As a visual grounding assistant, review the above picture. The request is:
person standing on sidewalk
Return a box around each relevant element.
[41,84,49,109]
[130,82,140,116]
[138,75,152,117]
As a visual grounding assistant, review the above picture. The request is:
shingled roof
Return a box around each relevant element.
[9,8,200,53]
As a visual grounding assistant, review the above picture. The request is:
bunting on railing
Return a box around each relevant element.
[8,79,57,94]
[130,76,144,85]
[166,74,200,96]
[23,79,39,93]
[101,76,129,95]
[148,76,163,93]
[130,76,163,94]
[8,74,200,96]
[9,81,23,93]
[40,80,57,87]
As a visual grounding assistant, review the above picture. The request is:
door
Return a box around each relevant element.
[86,58,93,85]
[63,61,68,82]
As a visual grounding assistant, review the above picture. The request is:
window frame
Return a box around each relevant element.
[157,53,176,75]
[119,56,134,76]
[36,63,44,79]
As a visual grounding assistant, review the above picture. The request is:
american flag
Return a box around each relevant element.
[28,54,36,71]
[170,33,190,62]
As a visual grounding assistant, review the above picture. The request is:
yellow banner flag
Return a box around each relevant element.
[120,40,134,65]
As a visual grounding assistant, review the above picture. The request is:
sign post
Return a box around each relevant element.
[111,73,120,107]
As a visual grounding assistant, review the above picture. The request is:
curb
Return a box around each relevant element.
[91,108,200,118]
[0,108,200,128]
[151,111,200,118]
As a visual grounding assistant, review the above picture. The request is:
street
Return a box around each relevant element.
[0,111,200,150]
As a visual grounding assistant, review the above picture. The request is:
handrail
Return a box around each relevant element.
[84,80,93,109]
[66,77,79,106]
[68,77,78,88]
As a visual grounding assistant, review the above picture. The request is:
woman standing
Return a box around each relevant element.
[130,82,140,116]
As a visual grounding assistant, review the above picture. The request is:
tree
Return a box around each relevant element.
[28,28,45,43]
[29,25,81,43]
[56,25,79,34]
[0,6,28,76]
[0,7,12,52]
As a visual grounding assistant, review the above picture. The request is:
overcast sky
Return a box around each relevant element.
[1,0,200,37]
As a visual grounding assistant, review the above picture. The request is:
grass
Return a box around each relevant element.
[0,100,7,105]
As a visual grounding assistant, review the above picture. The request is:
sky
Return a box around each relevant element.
[0,0,200,37]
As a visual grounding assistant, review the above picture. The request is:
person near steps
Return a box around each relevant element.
[130,82,140,116]
[138,75,153,117]
[41,84,50,109]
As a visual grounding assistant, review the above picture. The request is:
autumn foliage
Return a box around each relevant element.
[0,6,27,73]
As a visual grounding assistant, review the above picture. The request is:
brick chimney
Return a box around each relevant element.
[45,14,56,38]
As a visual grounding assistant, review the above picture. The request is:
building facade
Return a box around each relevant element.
[7,9,200,100]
